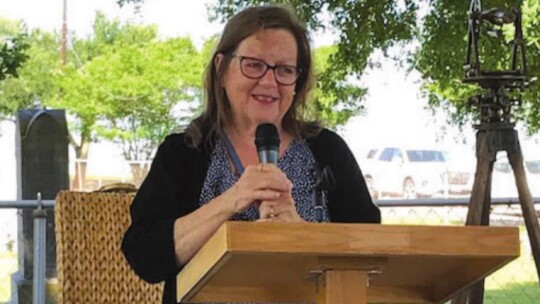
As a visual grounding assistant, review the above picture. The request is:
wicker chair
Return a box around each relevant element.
[55,190,163,303]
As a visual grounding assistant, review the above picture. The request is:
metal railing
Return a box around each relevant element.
[376,196,532,207]
[0,195,54,304]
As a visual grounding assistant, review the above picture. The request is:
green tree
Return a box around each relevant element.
[49,13,204,185]
[0,18,29,83]
[0,19,58,116]
[0,13,204,187]
[312,45,367,127]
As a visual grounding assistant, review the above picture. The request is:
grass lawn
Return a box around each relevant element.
[484,226,540,303]
[0,251,17,303]
[383,210,539,303]
[484,282,540,303]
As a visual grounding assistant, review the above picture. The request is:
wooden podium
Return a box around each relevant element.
[176,222,519,303]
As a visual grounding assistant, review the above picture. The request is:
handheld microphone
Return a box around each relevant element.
[255,123,280,164]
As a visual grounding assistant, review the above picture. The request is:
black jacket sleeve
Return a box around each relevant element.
[309,129,381,223]
[121,133,207,284]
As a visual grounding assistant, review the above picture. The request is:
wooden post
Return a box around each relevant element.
[454,128,540,304]
[318,270,368,304]
[508,144,540,282]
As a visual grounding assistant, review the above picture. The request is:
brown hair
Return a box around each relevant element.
[185,5,321,148]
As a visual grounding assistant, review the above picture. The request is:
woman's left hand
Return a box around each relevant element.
[257,188,304,222]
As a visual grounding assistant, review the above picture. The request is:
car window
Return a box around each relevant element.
[392,149,403,161]
[526,161,540,174]
[494,162,511,173]
[366,149,378,159]
[494,153,510,173]
[379,148,395,161]
[406,150,445,162]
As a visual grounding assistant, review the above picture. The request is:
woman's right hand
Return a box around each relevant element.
[173,163,291,265]
[227,163,292,214]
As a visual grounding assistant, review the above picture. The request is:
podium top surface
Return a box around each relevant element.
[177,222,519,303]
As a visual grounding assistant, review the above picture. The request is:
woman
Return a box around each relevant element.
[122,5,380,303]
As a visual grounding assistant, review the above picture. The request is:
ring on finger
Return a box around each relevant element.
[269,206,275,218]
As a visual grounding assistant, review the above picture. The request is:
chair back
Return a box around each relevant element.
[55,190,162,303]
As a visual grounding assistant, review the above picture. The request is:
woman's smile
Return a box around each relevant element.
[252,93,278,104]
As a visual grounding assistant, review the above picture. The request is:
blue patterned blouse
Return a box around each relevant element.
[198,138,330,222]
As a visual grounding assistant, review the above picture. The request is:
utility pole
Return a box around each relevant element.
[60,0,67,65]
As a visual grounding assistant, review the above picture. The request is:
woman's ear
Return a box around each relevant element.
[214,53,224,72]
[215,53,226,87]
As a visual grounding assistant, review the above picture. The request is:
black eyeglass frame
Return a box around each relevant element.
[230,54,302,86]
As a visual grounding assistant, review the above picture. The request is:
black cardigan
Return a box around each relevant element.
[122,128,381,303]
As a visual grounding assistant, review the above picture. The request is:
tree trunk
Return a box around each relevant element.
[70,131,90,191]
[129,161,150,187]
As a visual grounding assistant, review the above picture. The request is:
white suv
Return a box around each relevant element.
[491,146,540,197]
[362,147,450,199]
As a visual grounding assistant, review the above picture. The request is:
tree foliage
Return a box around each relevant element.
[0,19,29,87]
[212,0,540,134]
[0,24,28,79]
[48,13,204,161]
[415,0,540,133]
[0,19,57,115]
[116,0,144,8]
[0,13,205,185]
[312,45,367,127]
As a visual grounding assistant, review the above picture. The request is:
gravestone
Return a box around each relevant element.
[12,109,68,303]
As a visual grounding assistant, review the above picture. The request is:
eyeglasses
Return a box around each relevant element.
[231,55,301,86]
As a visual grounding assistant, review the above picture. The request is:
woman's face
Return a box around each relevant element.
[221,29,298,131]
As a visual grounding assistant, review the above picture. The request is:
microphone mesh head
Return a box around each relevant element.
[255,123,280,151]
